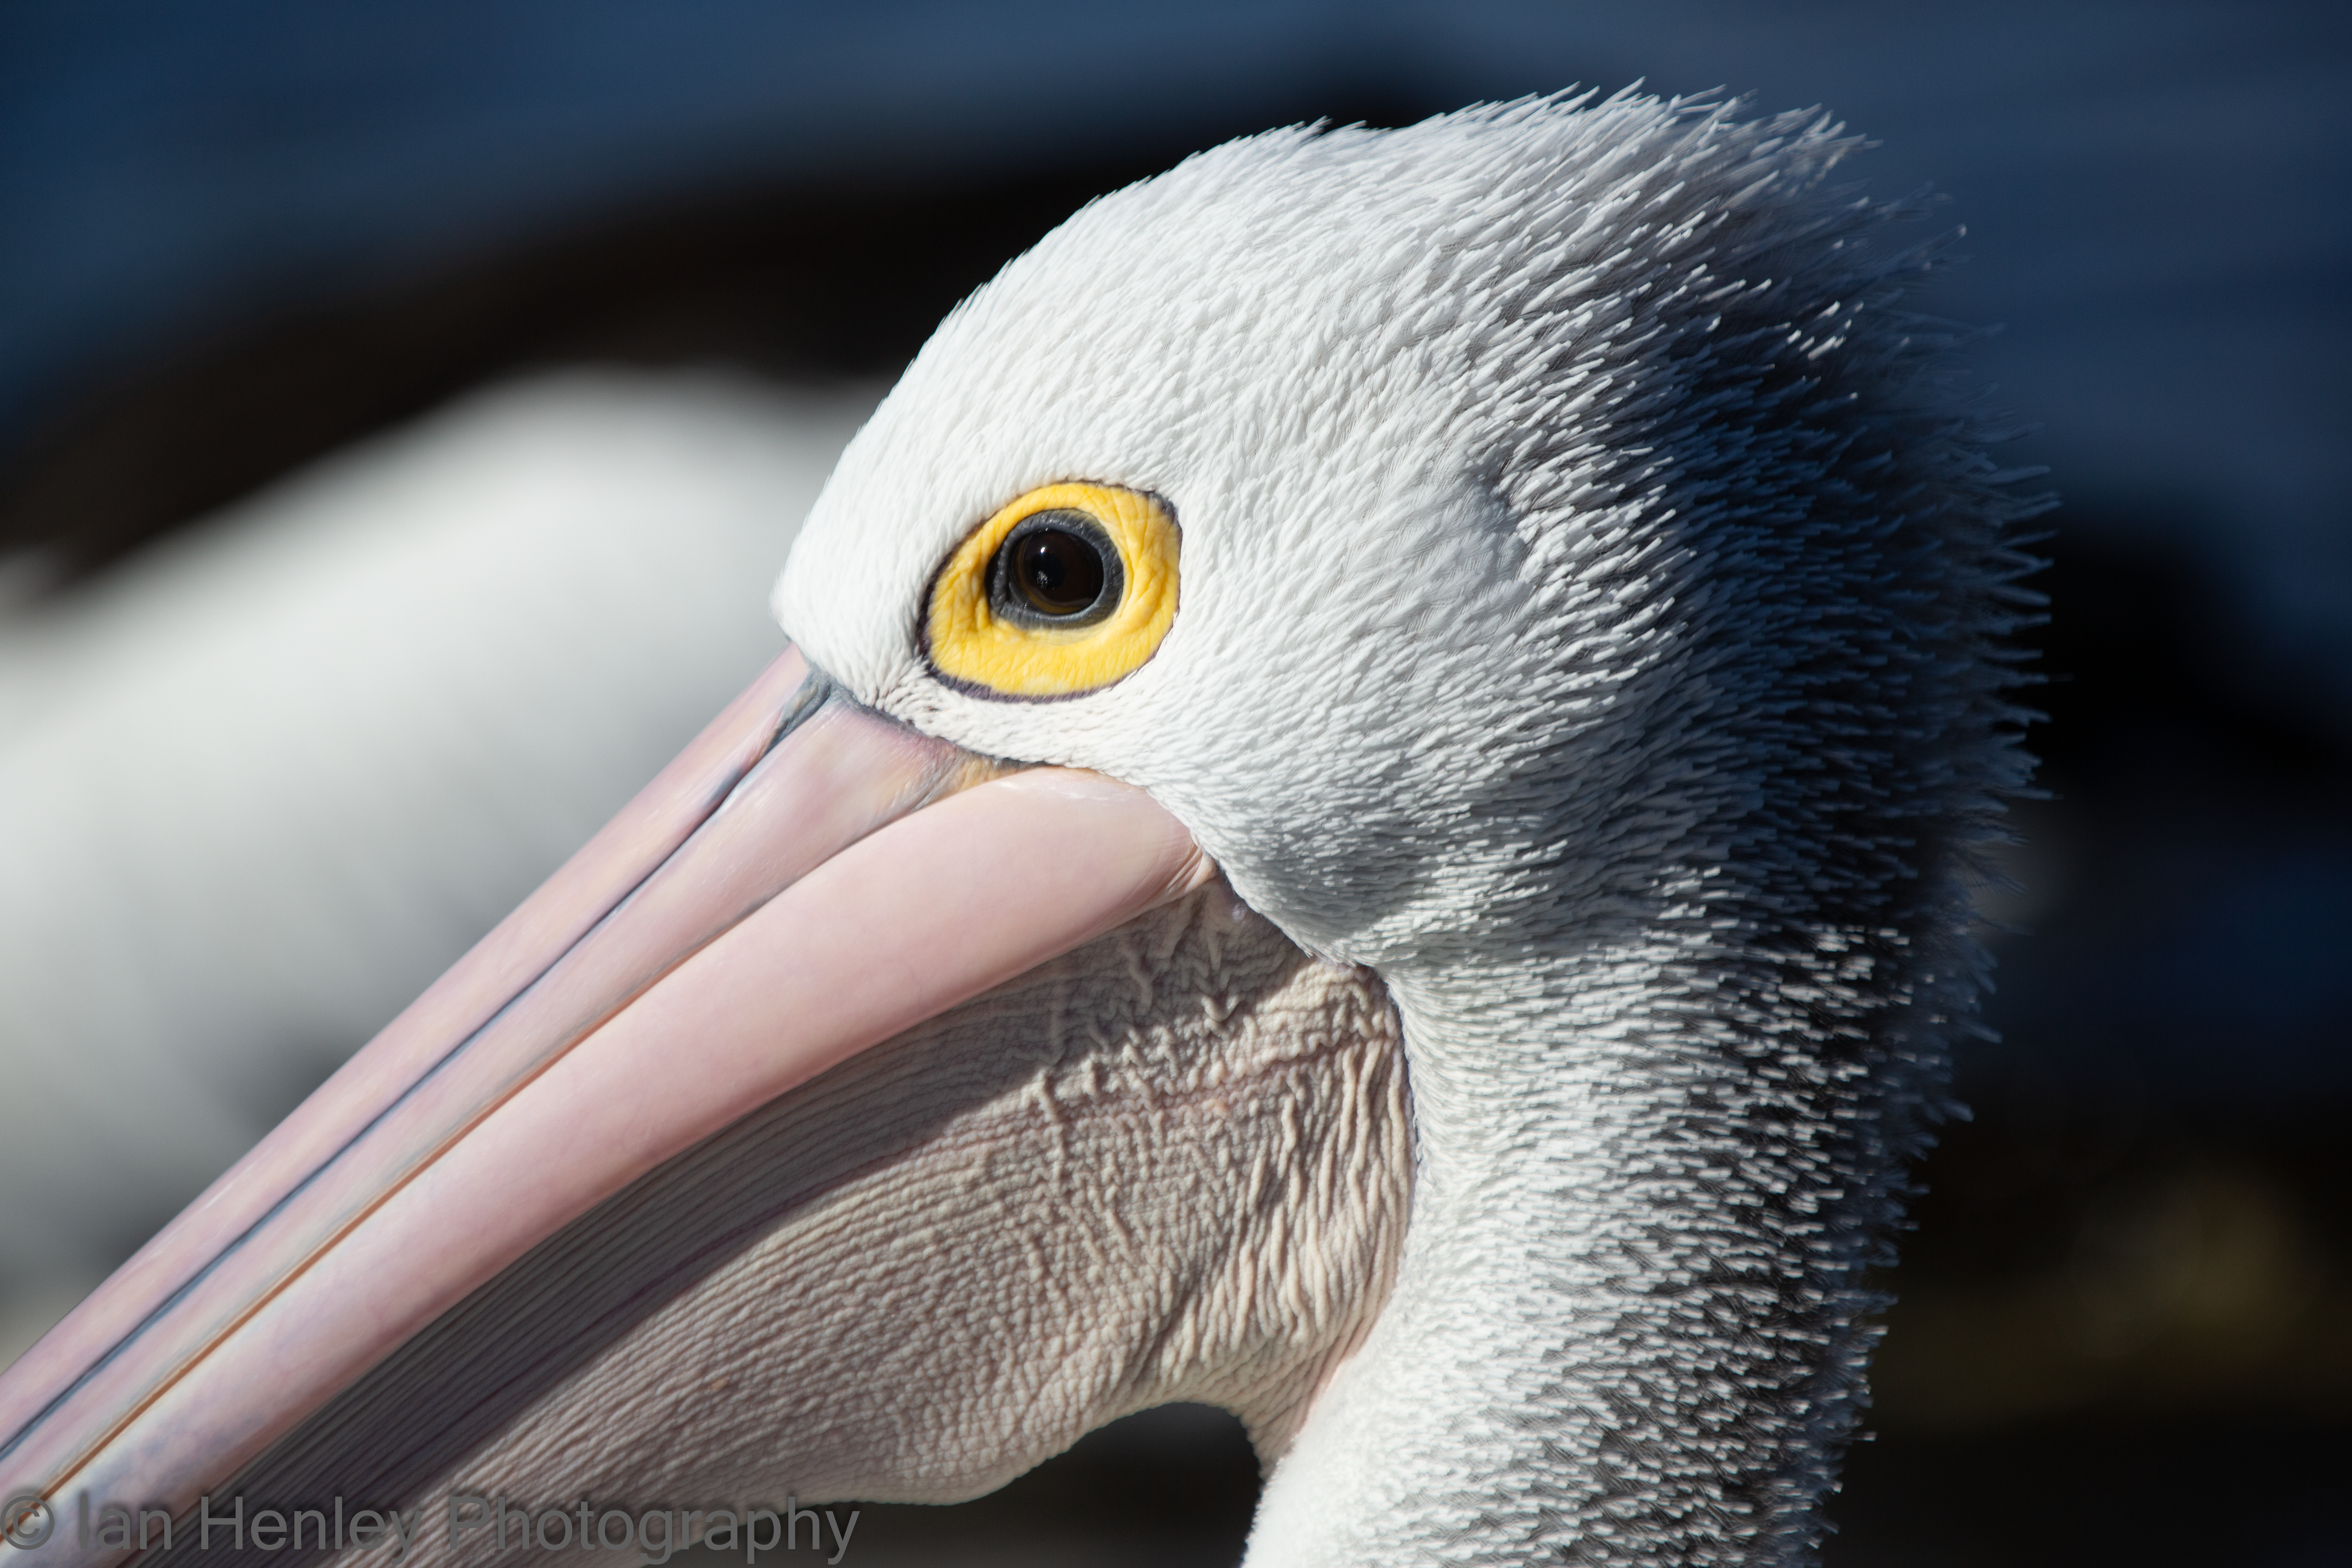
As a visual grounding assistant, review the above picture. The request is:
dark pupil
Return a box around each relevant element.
[1014,528,1106,615]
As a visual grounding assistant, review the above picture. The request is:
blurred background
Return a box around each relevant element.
[1,2,2346,1564]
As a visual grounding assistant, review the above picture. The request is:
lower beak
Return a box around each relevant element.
[0,648,1211,1562]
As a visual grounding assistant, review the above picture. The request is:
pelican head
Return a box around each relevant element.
[0,91,2034,1568]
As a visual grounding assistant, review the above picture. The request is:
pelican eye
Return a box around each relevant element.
[924,482,1180,699]
[991,511,1123,626]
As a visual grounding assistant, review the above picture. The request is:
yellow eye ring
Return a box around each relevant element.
[923,482,1180,699]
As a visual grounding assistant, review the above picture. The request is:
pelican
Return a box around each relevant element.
[0,91,2035,1566]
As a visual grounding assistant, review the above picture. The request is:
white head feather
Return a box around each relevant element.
[779,91,2038,1566]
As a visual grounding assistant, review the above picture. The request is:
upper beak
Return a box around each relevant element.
[0,648,1212,1564]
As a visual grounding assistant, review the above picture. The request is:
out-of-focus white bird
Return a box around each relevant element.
[0,372,875,1359]
[1,94,2037,1567]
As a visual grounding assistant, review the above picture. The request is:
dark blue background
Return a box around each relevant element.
[5,2,2345,683]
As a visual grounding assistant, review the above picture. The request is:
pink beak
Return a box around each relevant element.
[0,648,1210,1565]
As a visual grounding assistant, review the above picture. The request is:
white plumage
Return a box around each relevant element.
[781,92,2037,1564]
